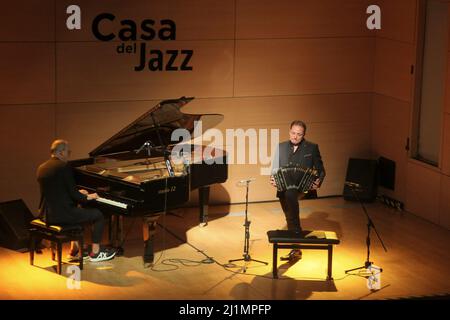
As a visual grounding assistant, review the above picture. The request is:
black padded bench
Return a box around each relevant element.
[29,219,84,274]
[267,230,340,280]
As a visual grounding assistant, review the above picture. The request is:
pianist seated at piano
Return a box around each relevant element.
[36,139,116,262]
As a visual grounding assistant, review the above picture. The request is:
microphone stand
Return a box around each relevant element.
[345,183,387,275]
[228,179,268,272]
[150,112,174,177]
[136,140,155,168]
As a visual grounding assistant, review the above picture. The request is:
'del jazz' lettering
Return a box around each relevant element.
[134,43,193,71]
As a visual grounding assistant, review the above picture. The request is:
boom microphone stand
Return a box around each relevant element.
[228,178,268,272]
[344,182,388,275]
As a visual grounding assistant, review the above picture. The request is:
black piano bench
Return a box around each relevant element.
[29,219,84,275]
[267,230,340,280]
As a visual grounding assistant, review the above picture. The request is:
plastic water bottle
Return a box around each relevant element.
[182,152,190,175]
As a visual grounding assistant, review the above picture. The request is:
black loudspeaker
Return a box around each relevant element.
[378,156,396,190]
[343,158,378,202]
[0,199,35,251]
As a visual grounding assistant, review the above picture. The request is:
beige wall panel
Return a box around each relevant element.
[0,43,55,105]
[439,174,450,230]
[56,0,234,41]
[56,41,234,103]
[376,0,417,44]
[183,93,373,129]
[373,38,414,102]
[0,105,55,212]
[310,121,372,195]
[441,113,450,175]
[405,161,441,225]
[371,94,410,202]
[236,0,372,39]
[0,0,54,41]
[445,55,450,114]
[55,101,157,159]
[234,38,374,97]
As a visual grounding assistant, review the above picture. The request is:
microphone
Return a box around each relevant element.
[136,141,153,154]
[345,181,362,188]
[237,178,256,185]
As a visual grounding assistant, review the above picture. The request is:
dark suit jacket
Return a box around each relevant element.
[272,139,326,197]
[37,157,88,224]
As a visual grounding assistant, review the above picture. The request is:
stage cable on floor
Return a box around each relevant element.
[151,221,352,282]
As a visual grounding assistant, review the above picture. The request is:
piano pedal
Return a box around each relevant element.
[199,222,208,228]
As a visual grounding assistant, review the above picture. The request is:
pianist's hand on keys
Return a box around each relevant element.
[86,192,99,200]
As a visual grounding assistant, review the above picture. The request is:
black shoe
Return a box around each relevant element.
[280,249,302,261]
[89,248,116,262]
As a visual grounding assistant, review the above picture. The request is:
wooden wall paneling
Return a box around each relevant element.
[236,0,372,39]
[184,93,373,129]
[225,93,373,127]
[440,113,450,175]
[56,0,235,41]
[375,0,417,44]
[445,55,450,114]
[405,161,441,225]
[56,40,234,103]
[310,120,372,196]
[439,174,450,230]
[373,38,415,102]
[234,38,375,97]
[0,105,55,211]
[0,0,54,41]
[0,43,55,105]
[55,101,159,159]
[371,94,410,201]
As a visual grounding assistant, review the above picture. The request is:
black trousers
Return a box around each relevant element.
[49,207,105,244]
[279,189,302,232]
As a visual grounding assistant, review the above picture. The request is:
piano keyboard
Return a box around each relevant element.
[96,197,128,209]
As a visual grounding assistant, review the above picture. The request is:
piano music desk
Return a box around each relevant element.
[267,230,340,280]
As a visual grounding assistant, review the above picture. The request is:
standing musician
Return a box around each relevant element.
[270,121,326,261]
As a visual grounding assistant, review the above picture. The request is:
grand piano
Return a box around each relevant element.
[70,97,227,265]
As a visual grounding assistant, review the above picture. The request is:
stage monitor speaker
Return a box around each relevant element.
[378,156,396,190]
[0,199,35,251]
[343,158,378,202]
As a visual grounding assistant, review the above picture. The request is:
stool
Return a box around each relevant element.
[267,230,340,280]
[29,219,84,274]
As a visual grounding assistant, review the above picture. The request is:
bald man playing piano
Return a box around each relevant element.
[37,139,116,262]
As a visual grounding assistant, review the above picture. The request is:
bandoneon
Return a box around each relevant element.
[272,165,318,193]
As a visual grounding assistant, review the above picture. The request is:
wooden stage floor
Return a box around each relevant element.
[1,197,449,300]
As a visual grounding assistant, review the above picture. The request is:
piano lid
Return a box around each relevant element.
[89,97,224,157]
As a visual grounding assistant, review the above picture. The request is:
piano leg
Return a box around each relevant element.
[116,215,124,256]
[143,215,158,267]
[109,215,124,256]
[199,186,210,227]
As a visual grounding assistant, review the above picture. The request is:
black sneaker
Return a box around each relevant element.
[280,249,302,261]
[89,248,116,262]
